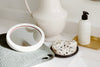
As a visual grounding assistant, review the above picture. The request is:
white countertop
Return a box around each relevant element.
[0,0,100,67]
[0,18,100,67]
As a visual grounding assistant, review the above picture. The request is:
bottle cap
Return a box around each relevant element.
[82,11,89,20]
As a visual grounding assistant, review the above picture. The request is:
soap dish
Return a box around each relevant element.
[73,36,100,50]
[51,46,79,58]
[50,40,79,58]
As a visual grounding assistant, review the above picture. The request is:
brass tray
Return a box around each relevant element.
[73,36,100,50]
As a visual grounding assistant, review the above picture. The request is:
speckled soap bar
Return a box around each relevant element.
[51,40,79,57]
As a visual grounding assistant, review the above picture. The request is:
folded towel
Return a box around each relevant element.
[0,33,54,67]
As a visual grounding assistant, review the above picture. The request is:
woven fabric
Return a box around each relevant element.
[0,33,54,67]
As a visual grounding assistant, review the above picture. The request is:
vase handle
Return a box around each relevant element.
[25,0,32,16]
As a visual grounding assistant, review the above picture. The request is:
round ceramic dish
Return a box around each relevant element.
[51,46,79,58]
[6,23,45,52]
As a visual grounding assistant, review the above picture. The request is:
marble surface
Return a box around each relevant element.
[0,0,100,67]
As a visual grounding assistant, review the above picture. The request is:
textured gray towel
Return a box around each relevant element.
[0,33,54,67]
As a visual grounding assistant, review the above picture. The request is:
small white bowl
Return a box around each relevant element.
[6,23,45,52]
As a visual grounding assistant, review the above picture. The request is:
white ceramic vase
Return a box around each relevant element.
[25,0,67,39]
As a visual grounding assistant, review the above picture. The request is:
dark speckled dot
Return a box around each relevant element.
[70,47,72,48]
[66,52,68,54]
[64,54,66,56]
[71,50,73,52]
[60,49,62,51]
[59,52,61,54]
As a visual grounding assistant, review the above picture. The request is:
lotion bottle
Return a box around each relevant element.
[78,11,91,45]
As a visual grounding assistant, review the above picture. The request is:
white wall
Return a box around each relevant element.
[61,0,100,27]
[0,0,100,26]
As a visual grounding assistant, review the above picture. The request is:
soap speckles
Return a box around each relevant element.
[51,40,77,56]
[66,52,68,54]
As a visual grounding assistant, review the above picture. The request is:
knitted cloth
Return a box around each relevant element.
[0,33,54,67]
